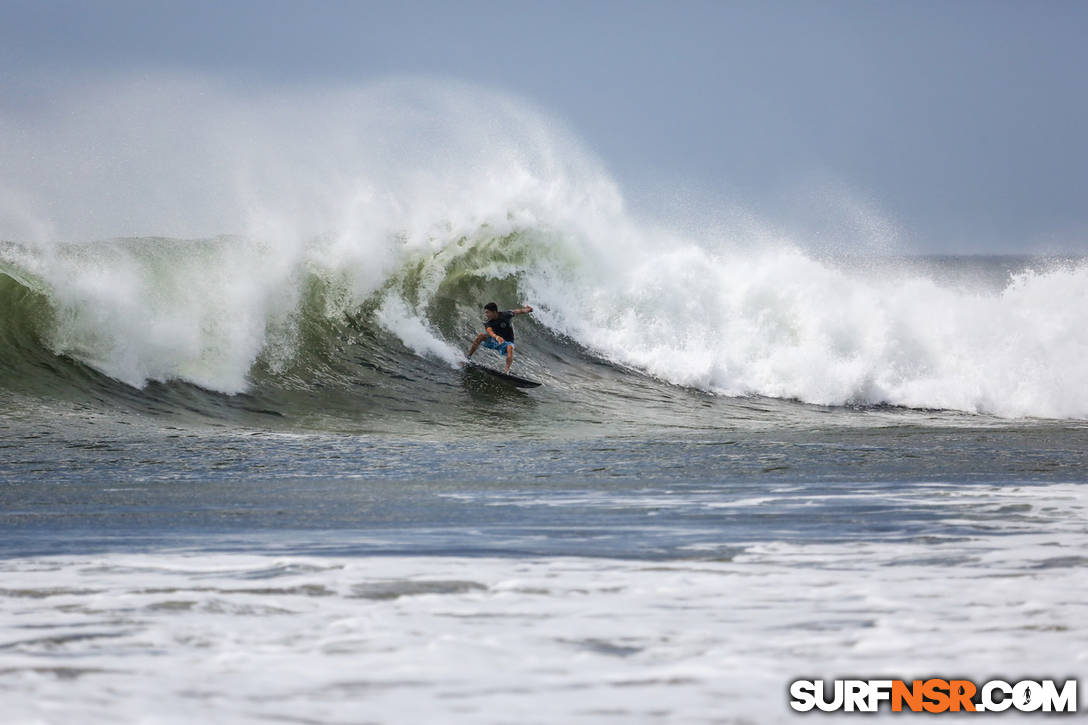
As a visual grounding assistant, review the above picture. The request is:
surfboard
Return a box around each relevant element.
[465,362,542,388]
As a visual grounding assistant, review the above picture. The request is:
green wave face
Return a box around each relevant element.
[0,267,61,390]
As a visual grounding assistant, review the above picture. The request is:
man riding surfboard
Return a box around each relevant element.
[467,302,533,373]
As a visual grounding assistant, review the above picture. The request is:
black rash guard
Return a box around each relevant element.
[485,311,515,342]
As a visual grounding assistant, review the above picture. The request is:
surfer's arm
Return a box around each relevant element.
[511,305,533,315]
[486,326,505,343]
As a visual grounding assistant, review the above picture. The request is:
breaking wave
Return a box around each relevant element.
[2,77,1087,422]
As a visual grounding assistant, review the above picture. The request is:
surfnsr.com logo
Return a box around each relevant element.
[789,679,1078,713]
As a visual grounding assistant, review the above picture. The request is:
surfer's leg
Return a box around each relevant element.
[504,343,514,372]
[468,332,487,357]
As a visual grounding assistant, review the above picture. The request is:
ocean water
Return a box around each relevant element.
[2,80,1088,723]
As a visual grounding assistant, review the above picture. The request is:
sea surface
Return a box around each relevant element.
[3,234,1088,723]
[2,80,1087,723]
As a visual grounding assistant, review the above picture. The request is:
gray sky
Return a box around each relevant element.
[2,0,1086,252]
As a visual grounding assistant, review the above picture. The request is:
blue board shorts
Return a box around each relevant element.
[481,339,514,355]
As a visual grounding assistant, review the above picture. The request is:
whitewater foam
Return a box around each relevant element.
[4,480,1087,724]
[528,246,1088,418]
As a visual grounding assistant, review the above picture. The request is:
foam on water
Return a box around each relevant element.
[2,482,1086,724]
[1,76,1087,418]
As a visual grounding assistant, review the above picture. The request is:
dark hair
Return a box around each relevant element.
[483,302,498,312]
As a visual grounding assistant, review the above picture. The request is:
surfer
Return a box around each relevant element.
[467,302,533,373]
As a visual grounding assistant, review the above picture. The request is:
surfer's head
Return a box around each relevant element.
[483,302,499,320]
